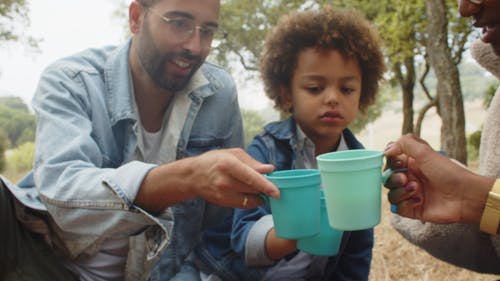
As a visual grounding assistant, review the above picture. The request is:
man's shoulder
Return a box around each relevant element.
[44,44,123,77]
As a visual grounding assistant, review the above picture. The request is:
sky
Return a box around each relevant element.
[0,0,269,111]
[0,0,125,105]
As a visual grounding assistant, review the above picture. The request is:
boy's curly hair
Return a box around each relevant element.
[260,6,385,113]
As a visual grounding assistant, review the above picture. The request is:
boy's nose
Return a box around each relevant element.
[325,88,340,105]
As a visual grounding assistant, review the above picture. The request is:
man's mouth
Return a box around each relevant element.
[172,57,192,69]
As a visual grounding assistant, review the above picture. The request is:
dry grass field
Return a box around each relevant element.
[369,187,499,281]
[359,100,499,281]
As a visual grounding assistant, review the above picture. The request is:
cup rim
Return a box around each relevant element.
[265,169,320,180]
[316,149,383,162]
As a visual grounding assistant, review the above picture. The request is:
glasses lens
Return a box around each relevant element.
[166,18,194,39]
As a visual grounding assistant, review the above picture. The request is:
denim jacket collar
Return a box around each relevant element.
[263,117,364,151]
[104,38,136,126]
[263,117,297,146]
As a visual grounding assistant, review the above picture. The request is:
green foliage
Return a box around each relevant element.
[483,82,499,109]
[467,130,481,161]
[0,128,6,172]
[241,109,267,147]
[5,141,34,173]
[467,82,499,161]
[350,84,393,133]
[0,0,39,49]
[1,95,29,111]
[0,96,36,148]
[215,0,309,71]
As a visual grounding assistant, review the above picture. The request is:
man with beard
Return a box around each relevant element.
[0,0,279,280]
[384,0,500,275]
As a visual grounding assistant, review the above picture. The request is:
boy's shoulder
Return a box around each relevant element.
[262,118,295,139]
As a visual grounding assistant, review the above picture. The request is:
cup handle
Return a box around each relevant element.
[382,168,408,184]
[382,168,408,214]
[259,193,270,203]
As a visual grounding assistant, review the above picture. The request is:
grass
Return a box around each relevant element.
[369,186,499,281]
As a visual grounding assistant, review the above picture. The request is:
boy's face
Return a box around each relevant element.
[282,48,361,153]
[458,0,500,56]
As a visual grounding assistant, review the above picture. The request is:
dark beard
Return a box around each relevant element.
[147,51,202,92]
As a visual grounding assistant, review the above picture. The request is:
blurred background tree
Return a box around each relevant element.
[241,109,266,146]
[215,0,474,163]
[0,97,35,178]
[0,0,39,53]
[0,128,6,172]
[0,96,36,148]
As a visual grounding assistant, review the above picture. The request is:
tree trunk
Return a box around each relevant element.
[425,0,467,164]
[394,57,416,134]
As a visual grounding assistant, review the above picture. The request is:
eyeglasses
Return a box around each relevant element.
[146,8,227,46]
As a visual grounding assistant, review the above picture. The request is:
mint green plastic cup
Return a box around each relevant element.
[264,169,321,239]
[316,150,393,231]
[297,191,343,256]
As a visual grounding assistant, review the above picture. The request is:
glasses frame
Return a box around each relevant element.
[145,7,227,46]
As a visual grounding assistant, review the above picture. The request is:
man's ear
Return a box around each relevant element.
[129,1,145,34]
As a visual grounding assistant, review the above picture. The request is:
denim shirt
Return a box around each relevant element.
[232,117,374,281]
[2,38,243,280]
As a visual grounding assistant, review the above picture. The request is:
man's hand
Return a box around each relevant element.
[135,148,280,213]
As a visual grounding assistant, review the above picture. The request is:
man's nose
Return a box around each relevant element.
[182,29,203,54]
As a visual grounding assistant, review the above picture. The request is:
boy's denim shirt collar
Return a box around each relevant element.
[263,117,363,151]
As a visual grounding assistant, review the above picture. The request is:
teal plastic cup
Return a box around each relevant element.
[316,149,394,231]
[297,191,343,256]
[264,169,321,239]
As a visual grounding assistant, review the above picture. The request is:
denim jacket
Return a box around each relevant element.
[194,118,373,281]
[2,38,243,280]
[234,117,373,280]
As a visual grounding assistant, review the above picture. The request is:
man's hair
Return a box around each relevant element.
[260,6,385,113]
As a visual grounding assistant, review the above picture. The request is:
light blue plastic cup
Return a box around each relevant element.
[316,149,394,231]
[297,191,343,256]
[264,169,321,239]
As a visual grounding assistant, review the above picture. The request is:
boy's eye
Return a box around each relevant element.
[341,87,355,94]
[305,85,323,93]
